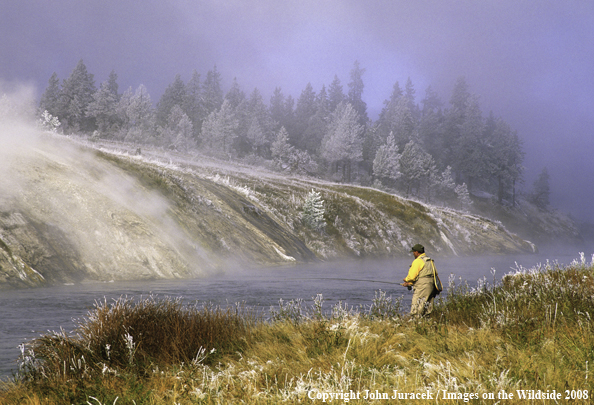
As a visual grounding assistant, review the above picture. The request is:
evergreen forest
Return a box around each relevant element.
[37,59,547,211]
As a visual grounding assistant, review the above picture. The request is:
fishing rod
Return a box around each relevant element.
[287,277,402,286]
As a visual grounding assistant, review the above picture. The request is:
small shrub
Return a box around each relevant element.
[365,289,403,320]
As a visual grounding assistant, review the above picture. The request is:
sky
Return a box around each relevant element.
[1,0,593,223]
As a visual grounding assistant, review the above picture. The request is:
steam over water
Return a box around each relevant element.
[0,252,584,378]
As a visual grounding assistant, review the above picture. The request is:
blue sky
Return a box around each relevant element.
[2,0,593,222]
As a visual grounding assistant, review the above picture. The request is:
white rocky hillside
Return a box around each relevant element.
[0,133,537,289]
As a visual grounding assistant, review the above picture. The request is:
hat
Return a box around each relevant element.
[410,244,425,253]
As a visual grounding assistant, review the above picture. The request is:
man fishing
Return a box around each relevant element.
[401,244,439,317]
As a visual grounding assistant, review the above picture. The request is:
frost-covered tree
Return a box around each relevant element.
[529,167,550,209]
[404,77,419,120]
[421,85,443,117]
[450,76,471,112]
[487,115,524,205]
[246,116,267,155]
[242,87,273,156]
[200,99,238,155]
[57,59,96,132]
[293,82,317,148]
[390,97,415,150]
[442,76,471,173]
[455,95,485,190]
[202,65,224,116]
[321,102,364,182]
[106,70,120,100]
[372,132,401,187]
[347,60,368,126]
[455,182,473,211]
[302,85,330,155]
[292,150,318,175]
[328,75,345,112]
[183,70,203,139]
[301,189,326,230]
[118,84,154,142]
[156,74,186,127]
[434,166,457,205]
[271,127,317,174]
[271,126,294,170]
[269,87,286,130]
[417,98,445,167]
[39,110,61,133]
[399,140,435,197]
[39,72,61,117]
[158,104,195,151]
[87,79,120,135]
[225,78,246,110]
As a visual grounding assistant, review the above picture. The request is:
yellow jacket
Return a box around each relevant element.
[405,253,427,283]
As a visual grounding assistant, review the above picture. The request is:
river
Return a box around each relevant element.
[0,252,585,378]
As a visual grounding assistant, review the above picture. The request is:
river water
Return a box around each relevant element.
[0,252,585,378]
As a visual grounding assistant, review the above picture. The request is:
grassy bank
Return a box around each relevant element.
[2,256,593,404]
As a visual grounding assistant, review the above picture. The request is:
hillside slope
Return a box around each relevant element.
[0,134,536,289]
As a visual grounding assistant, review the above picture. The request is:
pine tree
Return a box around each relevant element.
[347,60,368,126]
[243,87,273,156]
[39,72,61,117]
[328,75,345,112]
[106,70,119,96]
[225,78,246,110]
[391,97,415,150]
[487,115,524,205]
[375,81,413,149]
[293,82,317,148]
[421,85,443,117]
[372,132,401,187]
[202,65,223,116]
[87,79,120,135]
[39,110,61,133]
[398,140,436,198]
[404,77,419,121]
[156,74,186,127]
[455,182,473,211]
[271,126,294,170]
[120,84,154,142]
[301,189,326,230]
[434,166,457,205]
[450,76,470,112]
[57,59,96,132]
[269,87,286,131]
[442,76,471,175]
[529,167,550,209]
[302,85,329,155]
[377,81,402,128]
[160,104,195,151]
[417,103,445,167]
[200,99,238,155]
[321,102,364,182]
[454,94,485,190]
[183,70,203,139]
[246,116,266,155]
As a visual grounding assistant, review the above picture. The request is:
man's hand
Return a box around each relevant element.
[401,281,413,287]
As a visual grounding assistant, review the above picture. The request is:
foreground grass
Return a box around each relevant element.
[2,256,593,404]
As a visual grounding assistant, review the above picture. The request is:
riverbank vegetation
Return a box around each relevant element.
[1,255,593,404]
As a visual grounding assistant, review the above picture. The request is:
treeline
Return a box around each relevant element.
[38,59,526,209]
